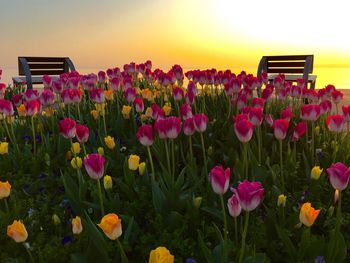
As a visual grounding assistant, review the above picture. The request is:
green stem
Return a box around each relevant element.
[279,140,284,192]
[82,143,87,156]
[10,122,20,153]
[336,190,342,232]
[189,135,193,163]
[311,122,315,166]
[220,194,228,246]
[117,238,129,263]
[243,143,248,179]
[147,146,155,181]
[77,103,82,123]
[97,179,105,216]
[234,217,238,245]
[200,132,208,176]
[31,116,36,155]
[4,198,9,213]
[102,110,107,136]
[239,212,250,263]
[25,245,35,263]
[164,140,172,177]
[171,139,175,181]
[257,126,262,165]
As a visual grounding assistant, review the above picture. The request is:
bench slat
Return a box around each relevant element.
[27,63,65,70]
[267,62,305,67]
[23,57,67,63]
[267,68,305,74]
[30,69,66,75]
[264,55,312,61]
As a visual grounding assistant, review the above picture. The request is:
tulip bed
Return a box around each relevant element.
[0,64,350,262]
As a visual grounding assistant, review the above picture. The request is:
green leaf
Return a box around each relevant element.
[197,230,214,263]
[151,180,165,214]
[124,216,134,242]
[275,226,297,261]
[201,206,223,222]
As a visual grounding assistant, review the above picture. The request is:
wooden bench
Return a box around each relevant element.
[12,56,76,89]
[257,55,316,89]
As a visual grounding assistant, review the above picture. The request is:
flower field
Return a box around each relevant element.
[0,63,350,262]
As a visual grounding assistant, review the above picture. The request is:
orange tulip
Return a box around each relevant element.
[98,213,122,240]
[7,220,28,243]
[299,202,320,227]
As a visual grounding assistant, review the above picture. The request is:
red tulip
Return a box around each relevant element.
[227,194,242,217]
[209,166,230,195]
[332,90,343,104]
[300,104,321,122]
[234,117,254,143]
[320,100,332,114]
[134,98,144,113]
[252,98,265,108]
[231,180,264,212]
[12,94,23,107]
[154,118,168,139]
[193,113,208,133]
[183,118,195,136]
[165,117,182,139]
[76,124,89,143]
[326,115,345,133]
[59,118,76,139]
[0,99,14,116]
[292,122,307,141]
[327,162,350,190]
[24,99,41,116]
[136,124,154,146]
[280,107,293,121]
[248,107,263,126]
[180,103,193,120]
[342,105,350,122]
[84,153,105,180]
[151,104,164,121]
[43,75,52,89]
[273,119,289,140]
[23,89,39,102]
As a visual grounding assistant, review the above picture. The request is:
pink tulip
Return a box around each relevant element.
[42,75,52,89]
[0,99,14,116]
[23,89,39,102]
[252,98,265,108]
[227,194,242,217]
[76,124,89,143]
[300,104,321,122]
[124,87,136,103]
[193,113,208,133]
[151,104,164,121]
[110,77,121,91]
[185,90,196,105]
[154,118,168,139]
[320,100,332,115]
[136,124,154,146]
[209,166,230,195]
[98,71,107,83]
[165,117,182,139]
[40,89,55,106]
[134,98,144,113]
[292,122,307,141]
[231,180,264,212]
[291,85,301,98]
[180,103,193,120]
[61,89,82,104]
[262,87,273,101]
[237,93,247,110]
[342,105,350,122]
[90,88,105,104]
[183,118,195,136]
[12,94,23,107]
[265,114,274,127]
[53,79,64,93]
[248,107,263,126]
[326,115,345,133]
[25,99,41,116]
[59,118,76,139]
[273,119,289,140]
[326,162,350,190]
[234,117,254,143]
[280,107,293,121]
[84,153,105,180]
[173,87,184,101]
[332,90,343,104]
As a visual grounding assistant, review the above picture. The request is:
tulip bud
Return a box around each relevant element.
[97,147,104,156]
[310,166,323,180]
[71,142,81,155]
[104,175,113,190]
[66,151,72,160]
[128,155,140,171]
[0,181,11,199]
[91,110,99,120]
[52,214,61,225]
[0,142,9,155]
[327,206,334,217]
[193,197,202,209]
[277,194,287,207]
[207,146,213,156]
[72,216,82,235]
[138,162,146,175]
[71,157,83,169]
[315,126,320,135]
[104,136,116,150]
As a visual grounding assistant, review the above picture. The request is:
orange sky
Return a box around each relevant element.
[1,0,350,88]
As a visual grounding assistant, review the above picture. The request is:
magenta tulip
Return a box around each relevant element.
[234,118,254,143]
[84,153,105,180]
[292,122,307,141]
[134,97,144,113]
[300,104,321,122]
[24,99,41,116]
[326,115,345,133]
[0,99,14,116]
[183,118,195,136]
[180,103,193,120]
[227,194,242,217]
[59,118,76,139]
[76,124,89,143]
[232,180,264,211]
[273,119,289,140]
[137,124,154,146]
[326,162,350,190]
[193,113,208,133]
[90,88,105,104]
[165,117,182,139]
[209,166,230,195]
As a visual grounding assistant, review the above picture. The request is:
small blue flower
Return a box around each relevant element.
[38,173,47,180]
[186,258,197,263]
[314,256,325,263]
[28,208,35,217]
[61,235,73,246]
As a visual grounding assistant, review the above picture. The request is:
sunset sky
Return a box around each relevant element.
[1,0,350,88]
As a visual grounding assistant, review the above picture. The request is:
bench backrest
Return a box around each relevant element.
[17,56,76,88]
[257,55,314,82]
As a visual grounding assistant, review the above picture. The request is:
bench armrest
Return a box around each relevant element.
[19,57,33,89]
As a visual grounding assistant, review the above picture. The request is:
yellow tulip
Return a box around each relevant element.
[138,162,146,176]
[66,150,73,160]
[71,157,83,169]
[0,142,9,155]
[0,181,11,199]
[98,147,105,156]
[17,104,26,117]
[104,136,115,150]
[310,166,323,180]
[52,214,61,225]
[71,142,81,155]
[91,110,99,120]
[162,103,172,116]
[44,107,55,117]
[277,194,286,207]
[104,175,113,190]
[128,155,140,171]
[7,220,28,243]
[6,116,15,124]
[193,197,202,209]
[104,89,114,101]
[299,202,320,227]
[122,105,132,119]
[145,107,153,118]
[98,213,122,240]
[149,246,174,263]
[72,216,83,235]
